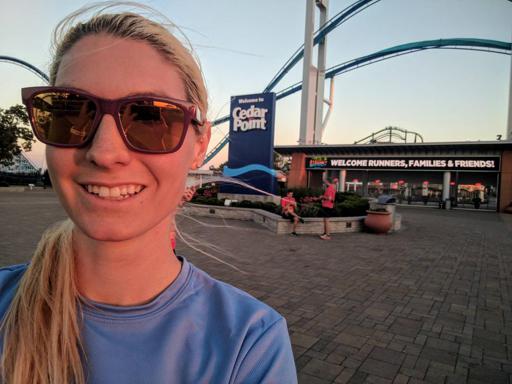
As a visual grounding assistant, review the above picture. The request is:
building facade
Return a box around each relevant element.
[0,152,39,174]
[275,141,512,212]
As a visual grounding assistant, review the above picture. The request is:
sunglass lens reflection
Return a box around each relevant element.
[32,92,96,145]
[120,101,185,152]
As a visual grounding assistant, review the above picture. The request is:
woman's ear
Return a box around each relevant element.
[191,121,212,170]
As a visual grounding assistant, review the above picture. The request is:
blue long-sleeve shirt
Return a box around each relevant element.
[0,257,297,383]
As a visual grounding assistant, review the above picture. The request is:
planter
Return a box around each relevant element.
[182,203,366,234]
[364,210,392,234]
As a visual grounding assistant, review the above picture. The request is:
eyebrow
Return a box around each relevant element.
[123,90,169,98]
[55,85,185,101]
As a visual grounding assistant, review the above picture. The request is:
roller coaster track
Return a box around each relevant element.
[0,55,49,83]
[203,38,511,165]
[354,127,424,144]
[264,0,381,93]
[204,0,381,165]
[276,38,511,99]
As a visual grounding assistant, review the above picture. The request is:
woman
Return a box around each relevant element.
[0,7,296,384]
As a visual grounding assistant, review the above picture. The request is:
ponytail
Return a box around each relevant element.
[1,219,85,384]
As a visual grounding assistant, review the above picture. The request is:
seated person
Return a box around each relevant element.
[281,191,305,236]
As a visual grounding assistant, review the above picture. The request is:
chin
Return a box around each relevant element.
[86,228,138,242]
[75,219,144,242]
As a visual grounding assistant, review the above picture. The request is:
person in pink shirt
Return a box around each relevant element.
[281,191,305,236]
[319,178,338,240]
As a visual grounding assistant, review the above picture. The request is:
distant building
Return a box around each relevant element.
[187,169,214,188]
[0,153,39,174]
[275,141,512,212]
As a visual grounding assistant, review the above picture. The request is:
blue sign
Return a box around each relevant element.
[221,92,277,195]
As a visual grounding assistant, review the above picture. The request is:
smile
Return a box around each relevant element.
[81,184,145,200]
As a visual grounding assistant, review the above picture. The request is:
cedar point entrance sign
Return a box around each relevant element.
[307,157,501,171]
[222,92,277,195]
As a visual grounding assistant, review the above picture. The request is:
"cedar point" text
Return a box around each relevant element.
[232,105,268,132]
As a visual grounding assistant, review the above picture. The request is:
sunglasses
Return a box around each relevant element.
[21,87,204,154]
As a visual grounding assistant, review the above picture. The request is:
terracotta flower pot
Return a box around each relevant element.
[364,210,392,234]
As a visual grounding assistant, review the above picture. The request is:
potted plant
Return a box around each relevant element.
[364,207,393,234]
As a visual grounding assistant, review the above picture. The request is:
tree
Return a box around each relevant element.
[0,105,34,167]
[209,161,228,172]
[273,152,291,173]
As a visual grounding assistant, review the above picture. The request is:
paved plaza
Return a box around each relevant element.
[1,191,512,384]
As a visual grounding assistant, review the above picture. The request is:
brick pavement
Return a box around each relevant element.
[1,191,512,383]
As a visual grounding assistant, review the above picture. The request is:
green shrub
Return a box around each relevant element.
[195,185,217,198]
[261,202,278,213]
[252,201,265,209]
[214,198,226,206]
[234,200,254,208]
[335,191,359,203]
[335,198,369,217]
[298,204,320,218]
[191,196,208,204]
[191,196,224,206]
[273,204,284,215]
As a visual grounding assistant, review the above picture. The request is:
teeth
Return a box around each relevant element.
[99,186,109,197]
[84,184,144,199]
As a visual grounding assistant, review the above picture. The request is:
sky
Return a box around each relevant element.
[1,0,511,169]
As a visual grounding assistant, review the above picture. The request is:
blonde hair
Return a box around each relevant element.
[1,5,209,384]
[1,220,83,384]
[49,4,208,132]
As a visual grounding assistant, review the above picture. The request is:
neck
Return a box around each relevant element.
[73,218,181,306]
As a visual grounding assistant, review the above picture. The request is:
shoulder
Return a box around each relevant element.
[0,264,28,319]
[188,263,283,328]
[185,262,296,383]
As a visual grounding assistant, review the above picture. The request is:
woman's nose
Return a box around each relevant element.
[85,115,132,168]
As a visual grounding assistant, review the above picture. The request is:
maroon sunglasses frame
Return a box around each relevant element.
[21,86,204,154]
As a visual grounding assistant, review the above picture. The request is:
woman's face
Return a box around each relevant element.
[48,34,209,241]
